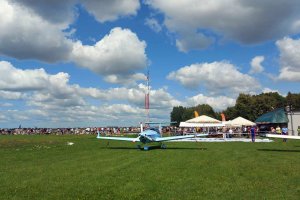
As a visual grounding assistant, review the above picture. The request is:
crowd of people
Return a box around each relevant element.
[0,126,188,135]
[0,126,257,135]
[0,127,140,135]
[0,125,293,143]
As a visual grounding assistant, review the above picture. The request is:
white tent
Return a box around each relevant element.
[180,115,224,133]
[185,115,221,123]
[179,122,225,128]
[227,117,255,127]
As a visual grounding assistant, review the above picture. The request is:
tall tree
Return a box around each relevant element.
[170,92,296,124]
[222,106,238,120]
[252,92,286,117]
[286,92,300,110]
[170,106,185,126]
[194,104,216,118]
[170,104,217,126]
[235,93,256,121]
[182,108,194,122]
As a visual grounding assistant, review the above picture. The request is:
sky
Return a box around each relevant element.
[0,0,300,128]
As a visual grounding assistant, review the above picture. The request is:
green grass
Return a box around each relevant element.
[0,135,299,200]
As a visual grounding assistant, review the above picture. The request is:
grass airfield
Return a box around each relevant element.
[0,135,299,200]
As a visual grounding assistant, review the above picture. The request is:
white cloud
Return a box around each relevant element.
[176,32,214,52]
[167,61,260,95]
[145,18,162,33]
[11,0,76,25]
[0,0,146,85]
[104,73,146,85]
[0,114,6,122]
[1,60,259,126]
[78,83,181,110]
[0,103,13,107]
[0,61,70,91]
[0,61,181,127]
[12,0,140,24]
[277,68,300,81]
[0,0,73,62]
[146,0,300,51]
[81,0,140,23]
[276,37,300,81]
[186,94,236,111]
[262,88,280,94]
[71,27,148,83]
[0,90,24,100]
[249,56,264,74]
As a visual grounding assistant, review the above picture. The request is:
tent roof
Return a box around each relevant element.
[255,108,289,124]
[185,115,221,123]
[229,117,256,126]
[179,122,225,127]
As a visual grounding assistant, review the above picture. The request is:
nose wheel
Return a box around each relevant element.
[161,143,167,149]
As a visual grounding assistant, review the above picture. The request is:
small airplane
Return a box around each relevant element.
[97,122,208,150]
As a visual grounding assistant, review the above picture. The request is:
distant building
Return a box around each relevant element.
[286,109,300,136]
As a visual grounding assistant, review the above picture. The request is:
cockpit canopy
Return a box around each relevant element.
[148,127,160,133]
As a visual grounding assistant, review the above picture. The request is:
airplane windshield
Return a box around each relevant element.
[149,127,159,132]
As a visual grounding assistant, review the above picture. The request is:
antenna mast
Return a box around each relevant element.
[145,68,150,122]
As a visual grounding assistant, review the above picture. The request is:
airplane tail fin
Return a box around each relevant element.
[159,124,162,137]
[140,122,143,133]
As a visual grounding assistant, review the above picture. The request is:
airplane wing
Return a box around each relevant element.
[154,134,208,142]
[96,136,139,142]
[265,134,300,140]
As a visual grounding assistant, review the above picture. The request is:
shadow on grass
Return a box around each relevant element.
[164,147,207,150]
[257,149,300,153]
[98,146,207,151]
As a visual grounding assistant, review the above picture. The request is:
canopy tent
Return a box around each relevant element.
[222,120,233,126]
[227,117,256,127]
[185,115,221,123]
[181,115,223,132]
[255,108,289,124]
[179,122,225,128]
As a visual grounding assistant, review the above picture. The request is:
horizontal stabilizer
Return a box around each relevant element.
[96,136,138,142]
[154,134,208,142]
[265,134,300,140]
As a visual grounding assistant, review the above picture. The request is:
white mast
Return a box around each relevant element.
[145,68,150,122]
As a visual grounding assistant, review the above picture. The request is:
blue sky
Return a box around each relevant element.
[0,0,300,128]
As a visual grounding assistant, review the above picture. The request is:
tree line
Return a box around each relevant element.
[170,92,300,126]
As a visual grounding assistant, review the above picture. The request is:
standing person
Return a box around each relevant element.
[223,128,227,139]
[250,126,256,142]
[271,127,276,134]
[247,126,251,138]
[276,126,281,134]
[281,126,288,142]
[228,128,233,138]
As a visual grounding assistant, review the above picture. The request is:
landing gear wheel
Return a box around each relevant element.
[161,144,167,149]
